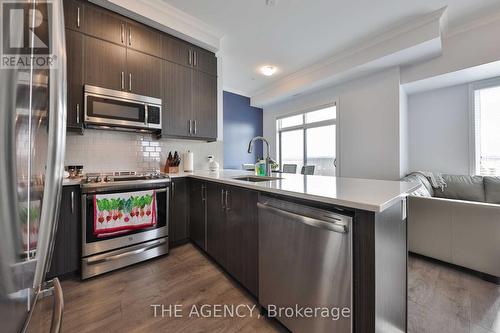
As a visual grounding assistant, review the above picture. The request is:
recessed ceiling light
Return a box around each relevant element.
[266,0,277,7]
[260,65,277,76]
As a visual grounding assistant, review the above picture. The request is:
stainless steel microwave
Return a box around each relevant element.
[84,85,162,132]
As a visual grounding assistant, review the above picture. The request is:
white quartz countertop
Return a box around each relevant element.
[63,169,420,212]
[170,169,420,212]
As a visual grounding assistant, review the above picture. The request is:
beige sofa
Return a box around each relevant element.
[403,173,500,281]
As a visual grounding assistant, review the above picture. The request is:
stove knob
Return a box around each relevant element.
[96,176,102,183]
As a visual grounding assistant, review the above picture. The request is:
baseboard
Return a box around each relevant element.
[409,252,500,285]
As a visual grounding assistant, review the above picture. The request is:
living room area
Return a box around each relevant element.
[403,66,500,332]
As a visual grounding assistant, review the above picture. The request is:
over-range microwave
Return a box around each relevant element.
[84,85,162,132]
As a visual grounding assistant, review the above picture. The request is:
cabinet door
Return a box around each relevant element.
[66,29,83,130]
[83,36,127,91]
[161,35,192,67]
[46,186,80,279]
[63,0,84,31]
[225,186,259,296]
[161,60,192,137]
[126,49,161,98]
[126,21,161,57]
[169,178,189,247]
[84,3,125,45]
[191,70,217,140]
[189,180,206,250]
[193,47,217,76]
[206,182,228,269]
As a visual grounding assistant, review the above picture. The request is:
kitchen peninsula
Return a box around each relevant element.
[61,170,419,332]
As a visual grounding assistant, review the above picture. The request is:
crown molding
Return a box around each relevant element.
[250,7,447,107]
[90,0,223,51]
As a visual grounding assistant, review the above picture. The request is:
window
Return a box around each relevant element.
[277,104,337,176]
[471,79,500,176]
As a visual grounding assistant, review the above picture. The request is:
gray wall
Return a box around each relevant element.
[264,67,406,181]
[408,84,470,175]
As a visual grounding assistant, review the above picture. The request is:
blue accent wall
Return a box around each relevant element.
[223,91,263,169]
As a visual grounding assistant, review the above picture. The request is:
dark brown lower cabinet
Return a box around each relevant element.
[169,178,189,247]
[189,179,206,250]
[46,186,80,279]
[205,182,258,296]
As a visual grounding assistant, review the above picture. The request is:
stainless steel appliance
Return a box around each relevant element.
[258,195,353,333]
[0,1,66,332]
[84,85,162,132]
[81,172,170,279]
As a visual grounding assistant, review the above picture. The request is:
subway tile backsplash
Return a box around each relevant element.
[65,129,223,173]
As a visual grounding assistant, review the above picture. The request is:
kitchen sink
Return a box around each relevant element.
[233,175,282,182]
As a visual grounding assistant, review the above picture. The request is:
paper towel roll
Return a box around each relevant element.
[184,151,194,172]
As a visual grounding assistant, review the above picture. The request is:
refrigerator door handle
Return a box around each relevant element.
[33,0,68,289]
[49,278,64,333]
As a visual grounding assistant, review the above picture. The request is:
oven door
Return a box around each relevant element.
[82,184,169,257]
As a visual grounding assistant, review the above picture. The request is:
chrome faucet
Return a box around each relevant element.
[248,136,272,176]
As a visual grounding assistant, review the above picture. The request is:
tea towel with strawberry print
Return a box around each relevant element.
[94,190,156,237]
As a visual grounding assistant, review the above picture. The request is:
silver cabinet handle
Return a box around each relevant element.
[201,184,206,201]
[71,190,75,214]
[221,189,225,210]
[76,104,80,123]
[121,71,124,90]
[77,7,80,28]
[225,190,230,211]
[188,120,192,134]
[129,73,132,92]
[121,23,124,44]
[128,26,132,46]
[257,203,348,234]
[171,182,175,197]
[49,278,64,333]
[194,120,197,134]
[193,51,197,67]
[188,49,192,65]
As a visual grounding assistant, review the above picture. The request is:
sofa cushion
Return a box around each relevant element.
[484,176,500,204]
[434,174,485,202]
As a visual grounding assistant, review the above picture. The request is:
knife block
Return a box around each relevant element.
[164,166,179,174]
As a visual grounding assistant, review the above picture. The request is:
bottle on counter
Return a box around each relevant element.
[255,158,266,176]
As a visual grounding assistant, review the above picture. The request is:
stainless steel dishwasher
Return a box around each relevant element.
[258,195,352,333]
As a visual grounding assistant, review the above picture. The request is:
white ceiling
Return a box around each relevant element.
[161,0,500,97]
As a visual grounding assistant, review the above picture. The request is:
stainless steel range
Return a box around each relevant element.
[81,171,170,279]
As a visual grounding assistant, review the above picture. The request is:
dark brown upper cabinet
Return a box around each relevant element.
[191,70,217,140]
[126,49,161,98]
[160,60,217,141]
[66,29,84,130]
[192,47,217,76]
[84,3,126,46]
[63,0,84,32]
[161,35,192,68]
[83,35,127,91]
[161,60,192,137]
[126,20,161,57]
[161,35,217,76]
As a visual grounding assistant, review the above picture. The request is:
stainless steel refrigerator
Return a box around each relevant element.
[0,0,67,332]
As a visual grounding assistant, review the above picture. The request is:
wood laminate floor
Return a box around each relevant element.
[30,244,500,333]
[408,255,500,333]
